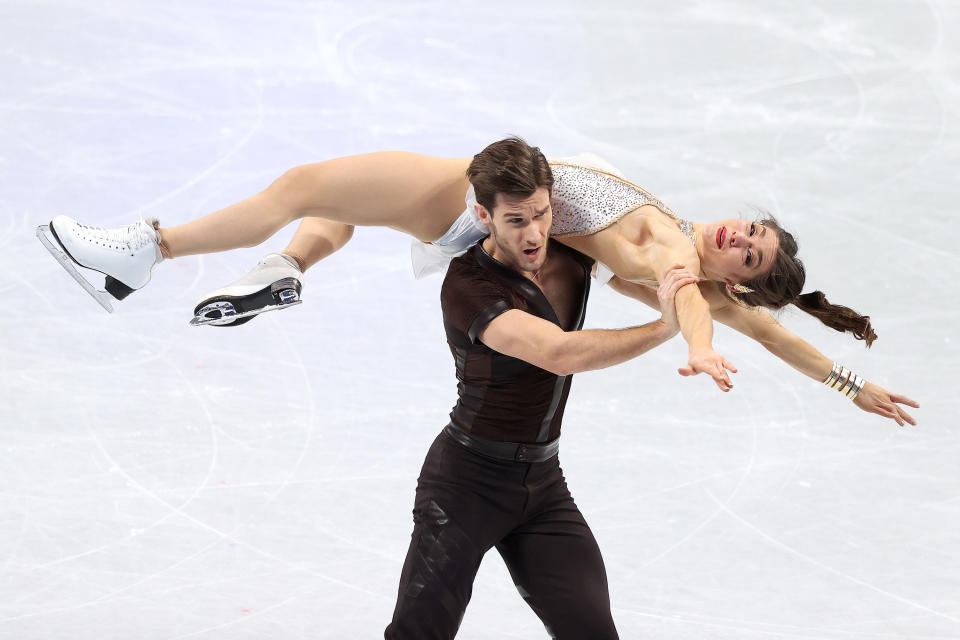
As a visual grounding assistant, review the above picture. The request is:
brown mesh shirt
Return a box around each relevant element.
[440,240,593,443]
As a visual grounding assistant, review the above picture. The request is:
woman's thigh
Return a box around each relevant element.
[286,152,471,242]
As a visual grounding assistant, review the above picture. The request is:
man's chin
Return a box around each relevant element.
[520,245,544,265]
[495,244,548,273]
[508,248,545,272]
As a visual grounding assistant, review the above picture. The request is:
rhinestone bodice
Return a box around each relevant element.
[548,162,679,237]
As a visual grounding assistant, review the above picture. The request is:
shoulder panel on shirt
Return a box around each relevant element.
[467,300,512,344]
[441,253,515,339]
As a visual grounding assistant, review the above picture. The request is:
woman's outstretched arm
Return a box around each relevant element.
[670,280,738,391]
[709,299,918,426]
[608,251,737,393]
[607,272,734,391]
[607,277,919,426]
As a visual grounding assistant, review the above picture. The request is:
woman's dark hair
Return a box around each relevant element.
[727,215,878,347]
[466,137,553,213]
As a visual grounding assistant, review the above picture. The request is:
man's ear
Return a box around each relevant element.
[475,203,493,227]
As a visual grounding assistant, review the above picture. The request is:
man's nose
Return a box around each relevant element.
[525,224,544,243]
[731,231,750,248]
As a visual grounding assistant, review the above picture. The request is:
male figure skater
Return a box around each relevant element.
[384,138,698,639]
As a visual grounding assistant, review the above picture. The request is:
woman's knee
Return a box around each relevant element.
[264,163,329,221]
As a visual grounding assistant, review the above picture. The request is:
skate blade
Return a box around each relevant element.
[36,224,115,313]
[189,298,302,327]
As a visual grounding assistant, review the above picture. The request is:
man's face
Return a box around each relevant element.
[477,188,552,275]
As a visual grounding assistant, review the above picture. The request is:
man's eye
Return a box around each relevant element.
[750,223,756,236]
[746,250,753,266]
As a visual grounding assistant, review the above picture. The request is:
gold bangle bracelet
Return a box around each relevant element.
[823,363,842,387]
[823,363,866,400]
[849,375,864,398]
[840,373,858,397]
[847,376,866,400]
[832,368,852,391]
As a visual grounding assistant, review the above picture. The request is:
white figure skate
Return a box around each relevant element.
[36,215,163,313]
[190,253,302,327]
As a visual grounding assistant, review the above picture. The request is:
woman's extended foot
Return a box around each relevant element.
[37,215,163,312]
[190,253,303,327]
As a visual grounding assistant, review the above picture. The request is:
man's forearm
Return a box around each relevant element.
[551,320,675,375]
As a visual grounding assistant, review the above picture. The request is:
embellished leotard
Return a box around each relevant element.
[410,153,686,279]
[547,155,678,237]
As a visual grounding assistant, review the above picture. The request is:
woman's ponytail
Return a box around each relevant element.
[794,290,877,347]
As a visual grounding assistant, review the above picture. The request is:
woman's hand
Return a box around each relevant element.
[678,348,738,392]
[657,265,735,391]
[853,382,919,426]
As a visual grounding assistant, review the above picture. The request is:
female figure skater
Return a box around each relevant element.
[37,138,917,424]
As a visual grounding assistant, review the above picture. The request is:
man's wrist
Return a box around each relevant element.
[653,318,678,339]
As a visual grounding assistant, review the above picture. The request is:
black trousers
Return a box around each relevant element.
[384,430,619,639]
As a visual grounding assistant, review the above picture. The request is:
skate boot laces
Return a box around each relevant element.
[79,218,159,251]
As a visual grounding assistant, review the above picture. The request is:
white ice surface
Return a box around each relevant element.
[1,1,958,638]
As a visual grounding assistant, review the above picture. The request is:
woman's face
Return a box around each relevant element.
[699,219,780,284]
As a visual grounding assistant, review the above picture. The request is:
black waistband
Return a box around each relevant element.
[443,424,559,462]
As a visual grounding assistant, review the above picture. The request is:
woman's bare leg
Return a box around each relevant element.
[158,152,471,259]
[159,187,294,258]
[282,218,355,272]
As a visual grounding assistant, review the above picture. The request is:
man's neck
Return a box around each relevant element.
[482,237,549,282]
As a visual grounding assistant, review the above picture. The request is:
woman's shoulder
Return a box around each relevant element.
[648,214,698,257]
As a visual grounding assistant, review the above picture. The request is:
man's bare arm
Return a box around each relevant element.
[479,266,698,376]
[479,311,674,376]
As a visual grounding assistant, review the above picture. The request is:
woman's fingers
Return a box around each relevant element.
[896,407,917,426]
[877,402,905,426]
[889,393,920,408]
[710,365,732,392]
[677,363,731,391]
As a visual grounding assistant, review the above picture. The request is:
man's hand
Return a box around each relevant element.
[657,264,700,336]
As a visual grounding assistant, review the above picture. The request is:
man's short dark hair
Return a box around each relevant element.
[466,137,553,213]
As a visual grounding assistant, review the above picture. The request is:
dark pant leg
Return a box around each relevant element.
[385,432,525,640]
[496,467,618,639]
[384,492,485,640]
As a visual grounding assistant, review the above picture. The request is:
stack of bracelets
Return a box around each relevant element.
[823,362,866,400]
